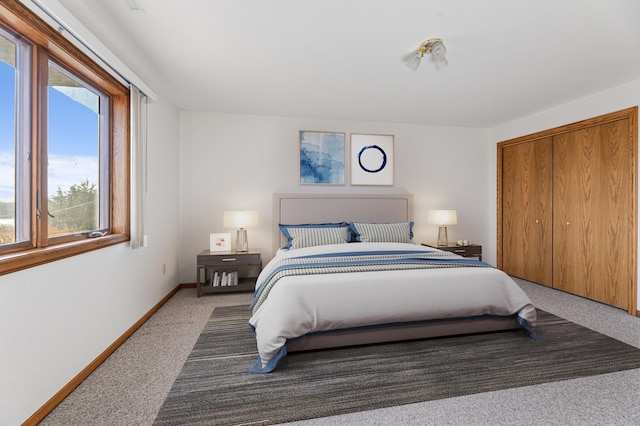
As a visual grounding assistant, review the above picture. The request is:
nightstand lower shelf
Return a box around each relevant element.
[199,278,255,295]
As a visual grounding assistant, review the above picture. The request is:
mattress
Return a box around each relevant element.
[248,242,537,373]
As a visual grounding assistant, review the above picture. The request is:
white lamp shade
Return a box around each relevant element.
[223,211,258,229]
[427,210,457,226]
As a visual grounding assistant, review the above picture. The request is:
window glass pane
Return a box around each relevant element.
[0,35,17,245]
[47,63,100,238]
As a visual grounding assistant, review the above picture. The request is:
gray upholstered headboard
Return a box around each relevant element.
[272,193,414,254]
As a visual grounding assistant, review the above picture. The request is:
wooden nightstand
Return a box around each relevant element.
[421,243,482,261]
[196,249,262,297]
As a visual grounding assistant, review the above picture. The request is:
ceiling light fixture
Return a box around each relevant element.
[406,38,448,71]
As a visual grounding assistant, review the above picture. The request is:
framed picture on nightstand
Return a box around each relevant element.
[210,233,231,252]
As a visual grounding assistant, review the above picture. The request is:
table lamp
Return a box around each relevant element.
[427,209,457,246]
[223,211,258,252]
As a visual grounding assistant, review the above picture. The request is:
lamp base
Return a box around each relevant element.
[437,225,448,246]
[235,228,248,252]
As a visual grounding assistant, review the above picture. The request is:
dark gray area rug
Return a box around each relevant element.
[154,305,640,426]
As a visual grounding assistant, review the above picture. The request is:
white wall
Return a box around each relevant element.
[0,96,181,426]
[491,78,640,308]
[178,112,495,283]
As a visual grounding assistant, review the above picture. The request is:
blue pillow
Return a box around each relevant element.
[348,221,414,243]
[279,223,348,249]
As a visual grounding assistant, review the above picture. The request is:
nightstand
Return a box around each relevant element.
[196,249,262,297]
[421,243,482,261]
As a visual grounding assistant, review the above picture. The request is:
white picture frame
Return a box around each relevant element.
[210,233,231,252]
[350,133,394,186]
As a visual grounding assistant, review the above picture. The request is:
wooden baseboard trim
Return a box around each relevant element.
[22,284,185,426]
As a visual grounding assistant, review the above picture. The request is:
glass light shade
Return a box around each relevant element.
[406,52,422,71]
[431,41,448,70]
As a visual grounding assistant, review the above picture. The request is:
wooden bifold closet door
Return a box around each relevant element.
[501,138,553,287]
[498,107,637,314]
[553,120,633,309]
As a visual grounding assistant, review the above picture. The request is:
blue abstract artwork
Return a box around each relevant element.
[300,131,345,185]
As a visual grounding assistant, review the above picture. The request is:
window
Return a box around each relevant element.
[0,29,30,247]
[47,61,108,239]
[0,1,130,275]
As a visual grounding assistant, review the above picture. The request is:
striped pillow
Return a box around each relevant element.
[349,221,414,243]
[279,224,349,250]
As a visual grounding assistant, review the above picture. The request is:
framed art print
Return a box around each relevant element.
[351,133,394,185]
[210,233,231,252]
[299,131,345,185]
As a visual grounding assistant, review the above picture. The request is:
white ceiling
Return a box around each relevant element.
[57,0,640,127]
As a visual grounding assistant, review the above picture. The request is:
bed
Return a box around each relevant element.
[248,193,538,373]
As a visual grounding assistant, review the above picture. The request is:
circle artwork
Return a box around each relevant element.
[357,145,387,173]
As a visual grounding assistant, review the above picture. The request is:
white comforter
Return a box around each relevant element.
[248,242,537,373]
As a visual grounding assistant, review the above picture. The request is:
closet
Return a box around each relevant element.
[497,107,637,314]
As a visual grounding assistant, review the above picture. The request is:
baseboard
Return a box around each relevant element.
[22,283,187,426]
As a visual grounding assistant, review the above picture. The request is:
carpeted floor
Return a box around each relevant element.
[153,306,640,426]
